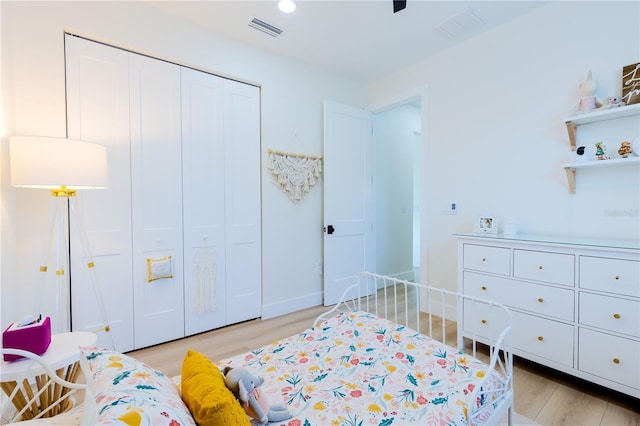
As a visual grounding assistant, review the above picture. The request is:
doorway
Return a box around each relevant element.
[372,98,422,281]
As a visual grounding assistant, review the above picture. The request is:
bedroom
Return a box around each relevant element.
[0,0,639,424]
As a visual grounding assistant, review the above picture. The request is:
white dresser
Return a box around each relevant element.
[456,233,640,398]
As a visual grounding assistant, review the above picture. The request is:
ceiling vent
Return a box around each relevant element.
[435,8,485,40]
[249,18,283,37]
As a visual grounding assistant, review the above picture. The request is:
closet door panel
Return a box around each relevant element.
[129,54,184,348]
[65,35,134,352]
[181,68,227,336]
[224,80,262,324]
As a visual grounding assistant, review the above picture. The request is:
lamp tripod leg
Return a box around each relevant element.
[37,194,71,334]
[68,196,115,350]
[36,196,59,315]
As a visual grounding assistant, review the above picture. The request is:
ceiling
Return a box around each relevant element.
[146,1,546,83]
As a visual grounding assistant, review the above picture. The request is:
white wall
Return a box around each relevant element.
[366,1,640,291]
[0,1,365,328]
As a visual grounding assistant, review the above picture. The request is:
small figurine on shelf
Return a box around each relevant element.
[617,141,633,158]
[595,142,609,160]
[570,70,603,114]
[603,96,625,109]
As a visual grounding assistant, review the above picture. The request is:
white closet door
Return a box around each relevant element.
[65,35,135,352]
[129,53,185,348]
[224,79,262,323]
[181,68,227,336]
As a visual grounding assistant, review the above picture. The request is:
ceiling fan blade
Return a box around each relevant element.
[393,0,406,13]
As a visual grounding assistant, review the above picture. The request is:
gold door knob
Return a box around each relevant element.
[537,336,544,341]
[481,286,487,291]
[481,319,487,324]
[613,313,621,319]
[537,298,544,303]
[613,358,620,364]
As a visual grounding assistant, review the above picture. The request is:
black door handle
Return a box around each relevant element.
[326,225,335,235]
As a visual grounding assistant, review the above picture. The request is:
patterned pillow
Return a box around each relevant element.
[79,346,196,425]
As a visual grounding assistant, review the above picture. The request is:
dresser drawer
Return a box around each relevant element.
[463,271,574,321]
[512,311,574,367]
[579,293,640,338]
[579,328,640,390]
[462,300,511,341]
[463,305,573,367]
[463,244,510,276]
[579,256,640,298]
[513,249,575,286]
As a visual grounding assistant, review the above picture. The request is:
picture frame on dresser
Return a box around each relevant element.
[475,215,497,234]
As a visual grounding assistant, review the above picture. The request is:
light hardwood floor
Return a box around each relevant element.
[128,304,639,426]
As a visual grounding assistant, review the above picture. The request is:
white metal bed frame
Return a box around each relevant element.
[315,272,514,425]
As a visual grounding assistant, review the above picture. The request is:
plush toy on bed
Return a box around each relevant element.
[221,366,292,425]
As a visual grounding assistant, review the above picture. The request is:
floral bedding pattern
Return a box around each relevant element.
[216,311,505,426]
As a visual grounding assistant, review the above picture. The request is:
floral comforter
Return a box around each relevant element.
[216,311,505,426]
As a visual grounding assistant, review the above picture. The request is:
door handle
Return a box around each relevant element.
[325,225,335,235]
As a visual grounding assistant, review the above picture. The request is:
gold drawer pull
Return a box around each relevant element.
[481,319,487,324]
[537,298,544,303]
[537,336,544,341]
[613,358,620,364]
[481,286,487,291]
[538,265,543,270]
[613,313,621,319]
[614,275,620,280]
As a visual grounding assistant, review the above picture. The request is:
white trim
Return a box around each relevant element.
[63,29,262,89]
[368,86,427,113]
[368,86,430,289]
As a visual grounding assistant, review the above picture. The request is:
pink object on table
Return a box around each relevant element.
[2,316,52,361]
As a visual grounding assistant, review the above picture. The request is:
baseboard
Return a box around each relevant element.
[262,291,324,320]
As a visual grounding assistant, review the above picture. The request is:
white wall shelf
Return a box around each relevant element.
[564,103,640,150]
[562,157,640,194]
[562,103,640,193]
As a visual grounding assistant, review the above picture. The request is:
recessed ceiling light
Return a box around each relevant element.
[279,0,296,13]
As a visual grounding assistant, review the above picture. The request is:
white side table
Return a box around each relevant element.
[1,331,97,420]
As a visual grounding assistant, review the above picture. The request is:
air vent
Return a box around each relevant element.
[435,8,485,39]
[249,18,283,37]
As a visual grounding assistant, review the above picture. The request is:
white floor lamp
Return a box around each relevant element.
[9,136,114,348]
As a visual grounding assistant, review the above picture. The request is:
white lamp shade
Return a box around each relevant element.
[9,136,108,190]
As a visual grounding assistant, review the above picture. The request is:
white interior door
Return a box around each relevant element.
[129,53,185,348]
[181,67,227,336]
[323,100,373,306]
[66,34,135,352]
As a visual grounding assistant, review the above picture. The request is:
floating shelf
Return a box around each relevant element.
[564,103,640,150]
[561,157,640,194]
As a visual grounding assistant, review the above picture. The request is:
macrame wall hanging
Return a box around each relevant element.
[193,239,217,315]
[267,148,323,203]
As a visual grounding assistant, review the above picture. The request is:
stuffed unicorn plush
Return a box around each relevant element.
[221,366,292,425]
